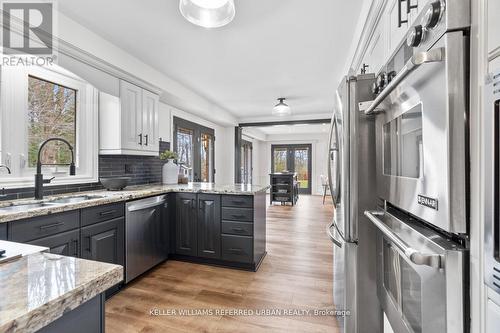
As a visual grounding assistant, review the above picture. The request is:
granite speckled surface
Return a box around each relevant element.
[0,183,270,223]
[0,252,123,333]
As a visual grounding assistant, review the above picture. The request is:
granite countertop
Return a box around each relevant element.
[0,252,123,333]
[0,183,270,223]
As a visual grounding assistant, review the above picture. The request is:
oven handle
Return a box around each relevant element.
[364,210,443,269]
[363,47,444,115]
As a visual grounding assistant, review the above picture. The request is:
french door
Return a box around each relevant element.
[271,144,312,194]
[173,117,215,182]
[240,140,253,184]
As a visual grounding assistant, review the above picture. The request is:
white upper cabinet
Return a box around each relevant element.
[488,0,500,62]
[120,80,143,151]
[364,19,387,75]
[99,80,159,156]
[142,89,160,153]
[387,0,410,55]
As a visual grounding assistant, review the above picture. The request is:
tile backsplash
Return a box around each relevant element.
[0,141,170,201]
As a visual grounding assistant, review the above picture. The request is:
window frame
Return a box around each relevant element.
[0,65,99,188]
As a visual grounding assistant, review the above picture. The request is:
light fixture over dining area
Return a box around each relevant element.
[179,0,236,28]
[272,98,291,116]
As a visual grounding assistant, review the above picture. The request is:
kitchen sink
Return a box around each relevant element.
[0,202,60,213]
[48,195,106,204]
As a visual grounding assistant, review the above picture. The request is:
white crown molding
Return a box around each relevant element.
[348,0,387,75]
[1,9,162,95]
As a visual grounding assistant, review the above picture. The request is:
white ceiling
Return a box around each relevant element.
[252,123,330,135]
[59,0,365,122]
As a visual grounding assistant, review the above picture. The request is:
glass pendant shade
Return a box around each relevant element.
[179,0,235,28]
[272,98,291,116]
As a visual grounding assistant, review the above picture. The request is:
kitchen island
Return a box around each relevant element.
[0,183,269,280]
[0,242,123,333]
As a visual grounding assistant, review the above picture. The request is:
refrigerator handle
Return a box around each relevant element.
[327,114,340,206]
[326,222,342,248]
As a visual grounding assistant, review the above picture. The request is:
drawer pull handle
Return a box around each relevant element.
[39,222,64,230]
[228,248,244,254]
[99,210,116,216]
[231,228,245,232]
[232,200,245,204]
[231,214,246,219]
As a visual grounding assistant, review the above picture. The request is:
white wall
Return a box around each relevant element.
[57,12,238,127]
[256,132,329,195]
[158,103,234,184]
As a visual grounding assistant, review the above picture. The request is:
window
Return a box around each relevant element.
[0,65,98,187]
[173,116,215,183]
[271,144,312,194]
[28,76,77,168]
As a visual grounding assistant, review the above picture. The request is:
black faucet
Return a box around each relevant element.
[35,138,76,200]
[0,164,11,199]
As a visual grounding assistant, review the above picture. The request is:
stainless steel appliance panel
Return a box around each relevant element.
[484,69,500,293]
[125,195,168,283]
[327,74,382,333]
[365,208,466,333]
[375,31,468,234]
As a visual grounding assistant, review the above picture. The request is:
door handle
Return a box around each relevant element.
[72,239,78,256]
[406,0,417,13]
[138,133,143,145]
[39,222,65,230]
[364,211,443,268]
[127,199,166,212]
[398,0,408,27]
[326,222,342,248]
[144,134,149,146]
[363,48,444,115]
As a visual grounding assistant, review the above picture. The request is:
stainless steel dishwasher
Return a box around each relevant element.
[125,195,169,283]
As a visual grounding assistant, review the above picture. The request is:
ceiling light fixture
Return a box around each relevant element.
[179,0,235,28]
[272,98,291,116]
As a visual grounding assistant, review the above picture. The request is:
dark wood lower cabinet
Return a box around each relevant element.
[175,193,197,256]
[0,223,7,240]
[81,217,125,297]
[197,194,221,259]
[37,294,105,333]
[80,217,124,266]
[28,229,79,257]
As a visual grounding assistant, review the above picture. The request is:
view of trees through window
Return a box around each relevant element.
[27,75,76,168]
[176,127,194,180]
[272,145,311,193]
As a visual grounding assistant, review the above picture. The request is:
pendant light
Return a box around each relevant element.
[272,98,291,116]
[179,0,235,28]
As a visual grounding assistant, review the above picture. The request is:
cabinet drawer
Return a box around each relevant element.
[222,235,253,263]
[222,207,253,222]
[9,211,79,242]
[222,195,253,208]
[81,203,124,227]
[28,229,79,257]
[222,221,253,236]
[0,223,6,240]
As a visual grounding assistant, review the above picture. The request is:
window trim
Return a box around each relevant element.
[0,65,99,188]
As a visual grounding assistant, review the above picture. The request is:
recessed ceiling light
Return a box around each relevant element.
[179,0,235,28]
[272,98,291,116]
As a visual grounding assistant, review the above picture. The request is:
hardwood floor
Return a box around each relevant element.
[106,195,337,333]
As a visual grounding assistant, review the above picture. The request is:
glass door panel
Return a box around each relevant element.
[240,140,252,184]
[273,148,288,173]
[176,127,194,181]
[271,144,312,194]
[174,117,215,183]
[294,147,310,193]
[200,132,214,182]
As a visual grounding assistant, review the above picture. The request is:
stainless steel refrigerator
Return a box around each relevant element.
[326,74,382,333]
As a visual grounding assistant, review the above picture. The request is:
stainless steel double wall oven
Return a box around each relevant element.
[362,1,470,333]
